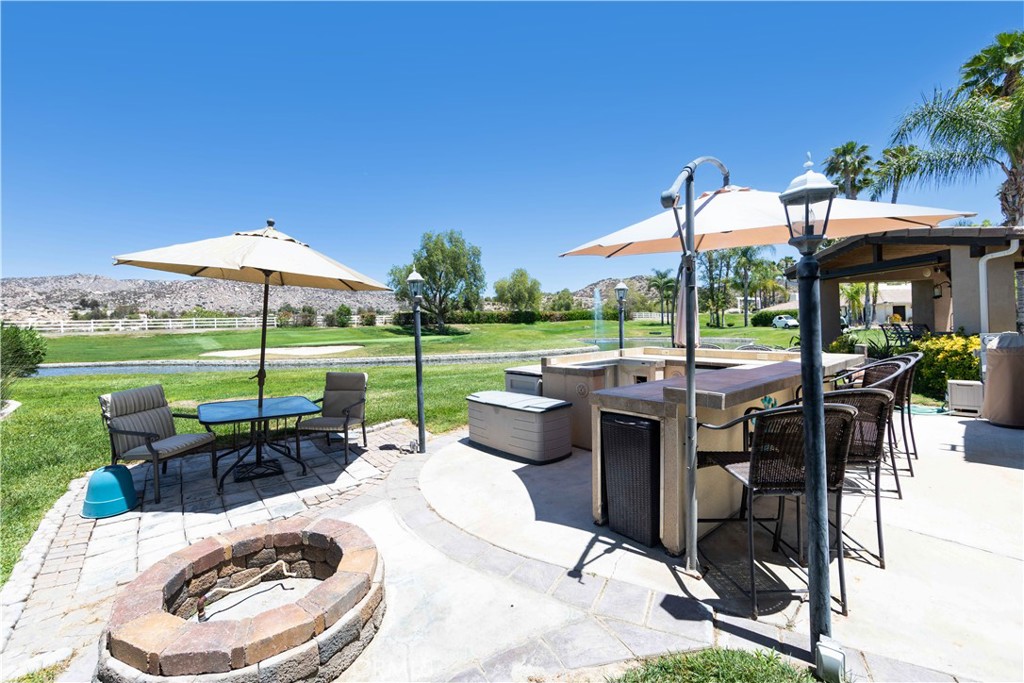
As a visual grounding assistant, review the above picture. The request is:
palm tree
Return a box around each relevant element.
[734,246,774,327]
[824,141,874,198]
[840,282,866,324]
[870,145,921,203]
[958,31,1024,99]
[892,89,1024,225]
[892,32,1024,225]
[647,268,674,325]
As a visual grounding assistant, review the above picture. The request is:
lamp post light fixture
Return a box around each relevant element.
[615,281,628,350]
[407,270,427,454]
[779,156,840,668]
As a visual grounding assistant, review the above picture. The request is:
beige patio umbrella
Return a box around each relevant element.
[561,185,974,257]
[114,219,390,406]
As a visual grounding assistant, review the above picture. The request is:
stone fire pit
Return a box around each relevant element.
[95,517,385,683]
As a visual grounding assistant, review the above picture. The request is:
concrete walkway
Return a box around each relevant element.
[1,414,1019,682]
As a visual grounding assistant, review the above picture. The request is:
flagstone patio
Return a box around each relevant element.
[0,413,1019,682]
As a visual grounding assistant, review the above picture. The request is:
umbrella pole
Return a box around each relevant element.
[662,156,729,576]
[257,273,270,409]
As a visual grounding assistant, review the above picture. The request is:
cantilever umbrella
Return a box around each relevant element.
[114,219,390,406]
[562,180,973,572]
[562,185,975,257]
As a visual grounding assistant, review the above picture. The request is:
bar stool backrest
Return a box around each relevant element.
[748,404,857,494]
[823,389,894,466]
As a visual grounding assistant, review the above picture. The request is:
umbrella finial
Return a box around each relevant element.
[267,218,275,227]
[804,152,814,170]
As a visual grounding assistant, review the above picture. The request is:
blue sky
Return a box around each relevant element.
[2,2,1019,294]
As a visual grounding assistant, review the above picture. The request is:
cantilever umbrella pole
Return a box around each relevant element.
[663,156,729,577]
[256,271,271,409]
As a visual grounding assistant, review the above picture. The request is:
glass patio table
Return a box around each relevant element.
[198,396,320,492]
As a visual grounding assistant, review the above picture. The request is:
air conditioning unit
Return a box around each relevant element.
[947,380,983,417]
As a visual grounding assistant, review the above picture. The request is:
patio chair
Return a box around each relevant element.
[697,403,858,619]
[296,372,368,465]
[99,384,216,504]
[735,343,778,352]
[890,351,924,464]
[782,388,895,569]
[826,358,910,496]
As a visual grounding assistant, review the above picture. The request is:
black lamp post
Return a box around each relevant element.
[779,157,838,656]
[615,281,628,350]
[407,270,427,454]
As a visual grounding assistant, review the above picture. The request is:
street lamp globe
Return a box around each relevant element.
[615,281,628,303]
[780,155,838,255]
[407,270,424,300]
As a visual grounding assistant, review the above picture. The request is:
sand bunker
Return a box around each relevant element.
[201,345,361,358]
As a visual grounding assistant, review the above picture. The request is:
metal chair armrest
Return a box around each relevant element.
[108,426,161,441]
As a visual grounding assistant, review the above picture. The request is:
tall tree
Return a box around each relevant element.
[824,141,874,199]
[494,268,542,312]
[958,31,1024,99]
[734,246,774,327]
[549,288,575,312]
[840,282,866,325]
[697,249,738,327]
[388,230,485,332]
[870,145,921,203]
[647,268,674,325]
[892,32,1024,225]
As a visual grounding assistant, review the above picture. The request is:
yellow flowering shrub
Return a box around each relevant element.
[909,334,981,399]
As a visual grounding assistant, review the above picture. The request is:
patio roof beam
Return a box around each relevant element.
[820,252,948,281]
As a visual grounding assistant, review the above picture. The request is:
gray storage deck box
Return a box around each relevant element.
[504,364,543,395]
[467,390,572,463]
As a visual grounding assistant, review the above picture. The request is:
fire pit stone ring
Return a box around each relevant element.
[94,517,385,682]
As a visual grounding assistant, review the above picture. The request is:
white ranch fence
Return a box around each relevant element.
[16,314,397,334]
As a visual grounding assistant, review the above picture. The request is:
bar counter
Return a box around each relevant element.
[588,352,862,555]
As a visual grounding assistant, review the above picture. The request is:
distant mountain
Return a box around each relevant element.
[572,275,656,299]
[0,273,660,322]
[0,274,399,321]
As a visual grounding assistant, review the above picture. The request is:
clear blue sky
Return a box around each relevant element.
[2,2,1019,293]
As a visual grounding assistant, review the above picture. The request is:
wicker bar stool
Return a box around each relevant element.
[698,403,858,619]
[827,358,910,498]
[891,351,924,463]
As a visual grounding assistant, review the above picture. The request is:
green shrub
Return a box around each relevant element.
[359,311,377,327]
[909,334,981,400]
[333,304,352,328]
[751,309,798,327]
[1,323,47,403]
[392,308,606,327]
[827,332,858,354]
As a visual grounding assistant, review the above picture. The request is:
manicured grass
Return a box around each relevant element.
[613,648,814,683]
[10,658,71,683]
[42,319,809,363]
[0,364,504,585]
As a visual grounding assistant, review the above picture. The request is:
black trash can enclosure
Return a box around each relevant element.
[600,412,661,547]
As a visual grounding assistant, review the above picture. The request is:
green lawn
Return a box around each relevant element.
[0,363,504,585]
[43,318,812,363]
[613,647,814,683]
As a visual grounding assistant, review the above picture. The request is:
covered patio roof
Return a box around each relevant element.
[784,226,1024,282]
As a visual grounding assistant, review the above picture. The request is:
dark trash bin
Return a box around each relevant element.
[600,412,660,547]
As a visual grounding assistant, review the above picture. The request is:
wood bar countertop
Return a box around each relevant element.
[591,354,862,412]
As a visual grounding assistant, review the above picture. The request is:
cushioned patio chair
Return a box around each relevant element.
[698,403,858,619]
[99,384,216,504]
[296,372,367,464]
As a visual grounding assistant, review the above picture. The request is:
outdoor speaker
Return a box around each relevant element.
[82,465,139,519]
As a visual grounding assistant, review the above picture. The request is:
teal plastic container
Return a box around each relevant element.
[82,465,139,518]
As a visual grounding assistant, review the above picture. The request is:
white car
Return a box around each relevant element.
[771,314,799,329]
